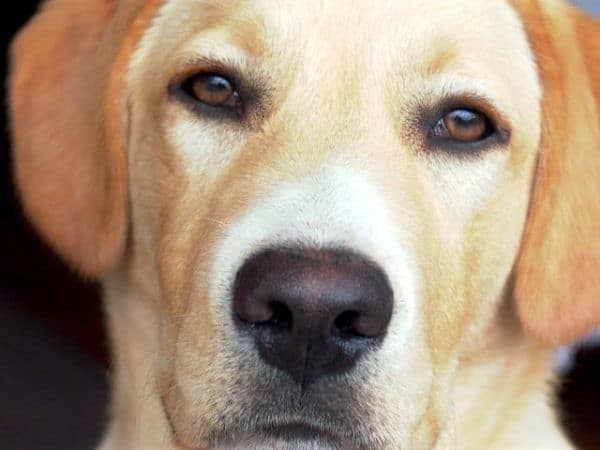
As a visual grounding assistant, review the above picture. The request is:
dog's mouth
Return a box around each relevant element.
[256,420,354,446]
[259,421,334,440]
[214,420,362,450]
[162,393,365,449]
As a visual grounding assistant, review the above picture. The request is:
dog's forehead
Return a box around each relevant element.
[127,0,542,174]
[132,0,538,90]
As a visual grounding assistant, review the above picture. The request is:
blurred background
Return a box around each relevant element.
[1,1,598,449]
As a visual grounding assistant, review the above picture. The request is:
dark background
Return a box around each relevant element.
[1,2,598,449]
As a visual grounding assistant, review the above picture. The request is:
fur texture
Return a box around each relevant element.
[9,0,600,448]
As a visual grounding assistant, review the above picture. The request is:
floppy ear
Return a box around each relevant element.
[9,0,158,278]
[514,1,600,345]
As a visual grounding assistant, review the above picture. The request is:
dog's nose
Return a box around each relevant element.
[233,248,393,386]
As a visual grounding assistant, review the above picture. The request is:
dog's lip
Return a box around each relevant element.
[161,394,351,449]
[224,413,357,446]
[207,419,361,450]
[257,419,337,440]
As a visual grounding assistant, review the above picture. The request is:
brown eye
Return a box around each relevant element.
[433,109,493,142]
[186,73,241,109]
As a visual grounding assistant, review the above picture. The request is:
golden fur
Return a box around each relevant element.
[9,0,600,448]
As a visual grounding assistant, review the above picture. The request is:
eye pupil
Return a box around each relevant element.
[435,108,492,143]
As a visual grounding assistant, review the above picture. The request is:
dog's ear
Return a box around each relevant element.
[514,2,600,345]
[9,0,158,277]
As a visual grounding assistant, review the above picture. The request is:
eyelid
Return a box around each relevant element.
[410,94,512,157]
[439,95,508,129]
[168,57,271,128]
[170,59,245,96]
[422,94,510,134]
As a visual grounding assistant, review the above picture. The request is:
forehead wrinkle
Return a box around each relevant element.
[214,9,268,57]
[169,12,267,68]
[128,0,241,87]
[422,41,459,78]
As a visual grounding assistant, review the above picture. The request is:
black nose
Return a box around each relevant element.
[232,248,393,386]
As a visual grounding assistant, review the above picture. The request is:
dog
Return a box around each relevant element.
[8,0,600,448]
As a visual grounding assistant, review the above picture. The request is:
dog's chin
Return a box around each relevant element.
[216,440,340,450]
[201,416,369,450]
[213,424,354,450]
[163,396,367,450]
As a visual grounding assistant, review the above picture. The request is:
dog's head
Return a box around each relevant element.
[9,0,600,448]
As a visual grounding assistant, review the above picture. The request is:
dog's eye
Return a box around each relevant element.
[183,73,242,110]
[432,109,494,143]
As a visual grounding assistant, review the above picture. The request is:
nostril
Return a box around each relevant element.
[333,310,364,338]
[334,307,390,339]
[265,300,293,329]
[234,292,294,330]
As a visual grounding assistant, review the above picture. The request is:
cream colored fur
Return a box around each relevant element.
[9,0,600,449]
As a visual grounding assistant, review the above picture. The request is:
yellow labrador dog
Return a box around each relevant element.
[9,0,600,449]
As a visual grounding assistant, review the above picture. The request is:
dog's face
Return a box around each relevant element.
[10,0,600,449]
[127,1,542,447]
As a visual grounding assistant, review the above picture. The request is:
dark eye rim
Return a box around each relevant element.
[422,96,511,154]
